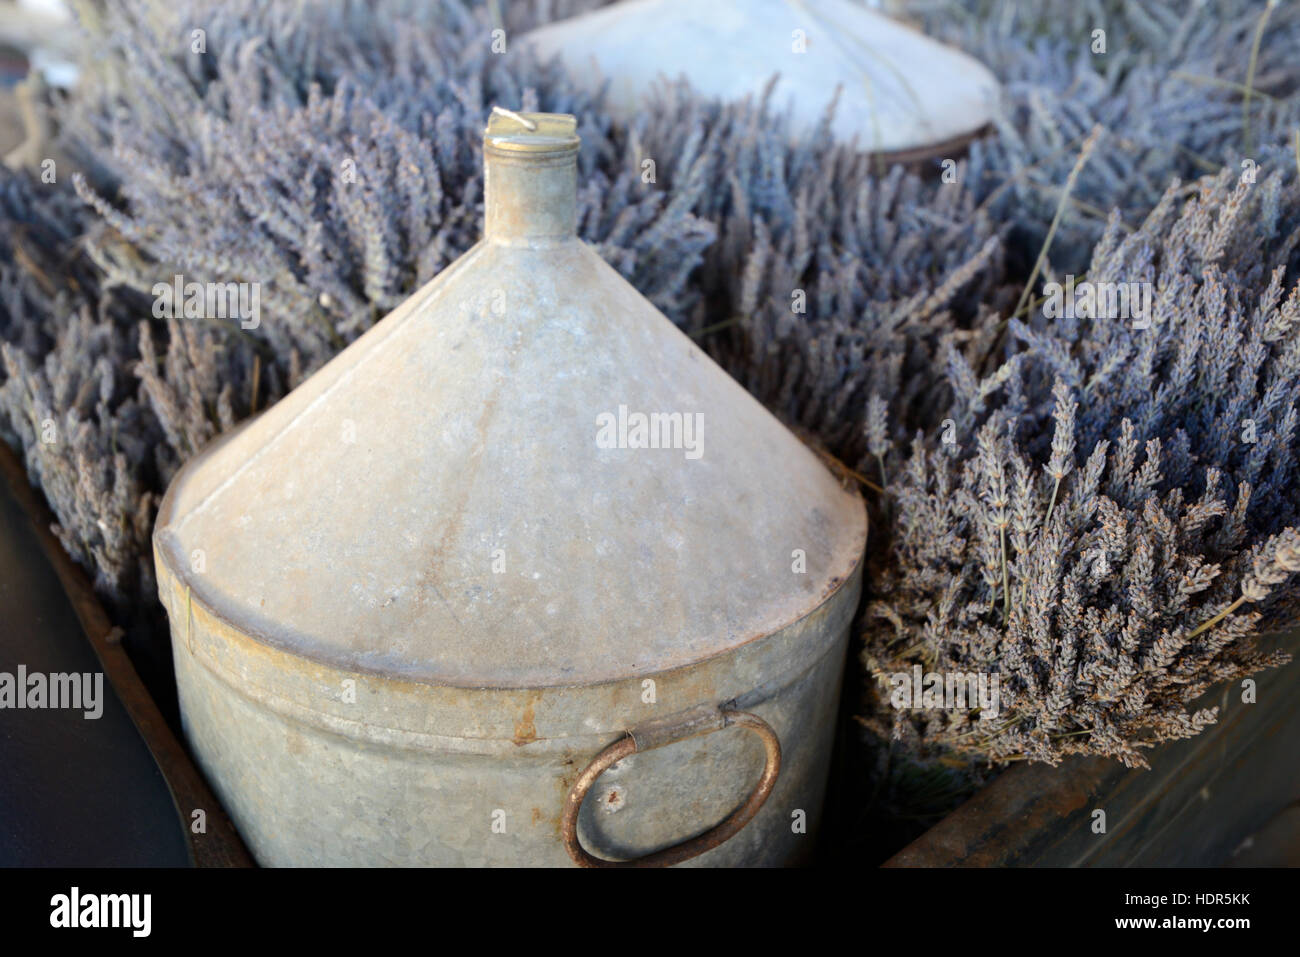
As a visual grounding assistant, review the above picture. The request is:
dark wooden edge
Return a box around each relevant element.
[0,440,254,867]
[883,630,1300,867]
[882,754,1121,867]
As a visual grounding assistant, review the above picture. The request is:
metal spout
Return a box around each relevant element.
[484,108,579,245]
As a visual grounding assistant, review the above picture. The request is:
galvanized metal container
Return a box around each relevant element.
[521,0,999,155]
[153,110,867,867]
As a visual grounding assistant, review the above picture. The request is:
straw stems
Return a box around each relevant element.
[1011,125,1103,322]
[979,127,1103,373]
[1000,525,1011,619]
[1044,475,1062,530]
[1186,596,1247,640]
[1243,0,1279,157]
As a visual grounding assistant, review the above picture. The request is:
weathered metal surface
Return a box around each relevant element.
[520,0,1000,153]
[0,441,252,867]
[154,109,868,866]
[885,631,1300,867]
[157,552,857,865]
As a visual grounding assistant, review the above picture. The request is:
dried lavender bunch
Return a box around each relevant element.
[0,167,90,359]
[60,0,717,372]
[864,403,1294,768]
[619,81,1009,458]
[1,309,155,598]
[0,165,275,624]
[0,165,150,599]
[78,0,1300,497]
[864,163,1300,768]
[1001,163,1300,530]
[908,0,1300,272]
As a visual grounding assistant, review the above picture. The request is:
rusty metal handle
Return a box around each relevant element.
[561,705,781,868]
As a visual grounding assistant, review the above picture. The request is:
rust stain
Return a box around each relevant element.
[513,691,541,745]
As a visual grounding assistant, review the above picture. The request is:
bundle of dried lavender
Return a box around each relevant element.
[0,163,273,637]
[59,0,719,366]
[918,0,1300,271]
[864,164,1300,768]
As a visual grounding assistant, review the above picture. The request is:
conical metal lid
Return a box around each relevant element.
[154,110,866,688]
[521,0,999,154]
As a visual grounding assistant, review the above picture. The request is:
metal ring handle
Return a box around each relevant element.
[561,707,781,868]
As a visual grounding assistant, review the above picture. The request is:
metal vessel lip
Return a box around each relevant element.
[155,428,865,697]
[157,533,862,749]
[155,425,866,747]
